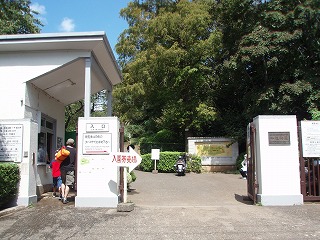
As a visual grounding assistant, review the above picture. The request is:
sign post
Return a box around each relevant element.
[151,149,160,174]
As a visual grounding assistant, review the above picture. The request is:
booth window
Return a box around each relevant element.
[38,115,56,165]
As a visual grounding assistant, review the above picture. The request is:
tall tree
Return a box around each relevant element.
[114,0,221,142]
[0,0,42,34]
[65,91,109,131]
[214,0,320,144]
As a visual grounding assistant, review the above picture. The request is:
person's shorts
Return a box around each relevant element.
[53,176,62,188]
[61,170,75,187]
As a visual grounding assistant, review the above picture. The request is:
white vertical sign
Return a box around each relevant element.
[151,149,160,172]
[300,121,320,157]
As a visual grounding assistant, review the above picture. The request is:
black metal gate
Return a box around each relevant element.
[247,122,258,204]
[298,122,320,201]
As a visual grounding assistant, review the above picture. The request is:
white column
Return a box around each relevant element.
[84,58,91,118]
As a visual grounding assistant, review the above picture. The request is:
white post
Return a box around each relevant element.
[84,57,91,118]
[123,167,128,203]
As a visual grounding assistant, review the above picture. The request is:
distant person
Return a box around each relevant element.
[50,157,62,199]
[60,138,77,204]
[127,144,135,152]
[239,154,248,179]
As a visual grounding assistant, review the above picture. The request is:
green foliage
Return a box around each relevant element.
[214,0,320,147]
[114,0,220,144]
[139,151,202,173]
[65,91,109,131]
[310,110,320,120]
[0,0,43,34]
[139,142,185,155]
[186,154,202,174]
[140,153,153,171]
[157,152,178,172]
[115,0,320,151]
[0,163,20,207]
[130,170,137,182]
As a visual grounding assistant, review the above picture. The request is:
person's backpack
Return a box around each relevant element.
[55,146,70,161]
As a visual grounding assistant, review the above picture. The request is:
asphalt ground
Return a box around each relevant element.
[1,170,320,239]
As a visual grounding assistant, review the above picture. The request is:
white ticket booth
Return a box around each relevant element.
[0,32,122,206]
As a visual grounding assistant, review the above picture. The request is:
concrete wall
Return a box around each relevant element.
[253,115,303,206]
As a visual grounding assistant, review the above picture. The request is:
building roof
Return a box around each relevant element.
[0,32,122,105]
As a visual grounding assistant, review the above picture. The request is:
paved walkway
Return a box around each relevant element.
[1,170,320,239]
[127,171,250,207]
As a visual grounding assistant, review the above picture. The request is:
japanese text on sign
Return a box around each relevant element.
[112,154,138,164]
[268,132,290,146]
[82,133,112,155]
[0,124,23,162]
[300,121,320,157]
[86,123,109,132]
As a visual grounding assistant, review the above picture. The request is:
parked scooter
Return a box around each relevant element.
[174,155,186,176]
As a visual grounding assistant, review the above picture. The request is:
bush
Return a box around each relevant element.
[130,170,137,182]
[0,163,20,207]
[139,152,202,173]
[186,154,202,173]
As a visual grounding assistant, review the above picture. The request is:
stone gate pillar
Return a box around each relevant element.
[253,115,303,206]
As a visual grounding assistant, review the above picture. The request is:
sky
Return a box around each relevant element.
[30,0,132,58]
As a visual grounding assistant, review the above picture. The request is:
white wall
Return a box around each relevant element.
[0,51,86,120]
[25,84,65,189]
[0,52,68,196]
[25,83,65,139]
[0,119,38,206]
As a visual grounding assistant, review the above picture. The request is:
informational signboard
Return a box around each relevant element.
[82,133,112,155]
[195,141,236,165]
[0,124,23,162]
[300,121,320,157]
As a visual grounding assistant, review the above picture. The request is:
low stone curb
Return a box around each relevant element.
[117,202,135,212]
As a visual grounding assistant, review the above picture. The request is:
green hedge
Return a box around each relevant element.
[139,152,202,173]
[0,163,20,207]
